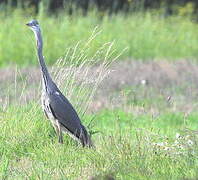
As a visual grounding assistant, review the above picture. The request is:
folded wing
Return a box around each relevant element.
[48,91,91,146]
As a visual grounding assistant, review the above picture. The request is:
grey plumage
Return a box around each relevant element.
[26,20,92,147]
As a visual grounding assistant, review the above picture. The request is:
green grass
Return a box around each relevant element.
[1,8,198,180]
[0,103,198,179]
[0,10,198,67]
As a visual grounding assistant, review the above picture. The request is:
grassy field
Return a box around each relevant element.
[0,103,198,179]
[0,9,198,179]
[0,60,198,179]
[0,10,198,66]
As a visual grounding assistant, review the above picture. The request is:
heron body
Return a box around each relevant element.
[26,20,92,147]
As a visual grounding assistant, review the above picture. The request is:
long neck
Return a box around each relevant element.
[33,29,53,88]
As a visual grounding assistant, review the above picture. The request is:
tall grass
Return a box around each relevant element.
[1,58,198,179]
[0,28,119,137]
[0,10,198,67]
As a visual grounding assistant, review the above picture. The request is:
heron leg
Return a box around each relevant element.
[56,120,63,144]
[53,124,59,136]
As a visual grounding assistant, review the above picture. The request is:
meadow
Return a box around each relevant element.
[0,9,198,180]
[0,10,198,66]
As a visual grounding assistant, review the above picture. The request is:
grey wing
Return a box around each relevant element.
[48,91,84,138]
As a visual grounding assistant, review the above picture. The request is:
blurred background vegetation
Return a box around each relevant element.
[1,0,198,17]
[0,0,198,66]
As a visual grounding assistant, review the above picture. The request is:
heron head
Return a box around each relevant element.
[26,20,40,32]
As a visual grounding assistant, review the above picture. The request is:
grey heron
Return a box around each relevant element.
[26,20,92,147]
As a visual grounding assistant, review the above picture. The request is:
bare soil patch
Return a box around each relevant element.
[1,60,198,113]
